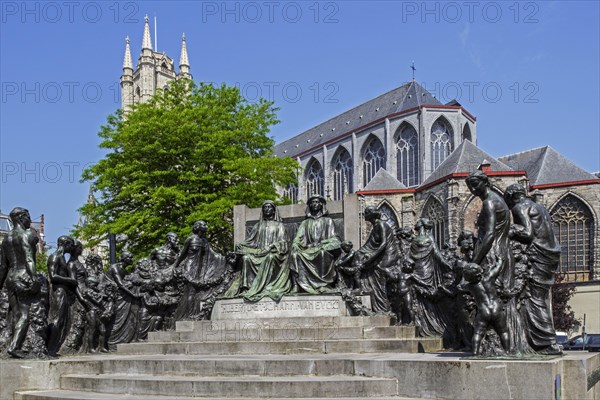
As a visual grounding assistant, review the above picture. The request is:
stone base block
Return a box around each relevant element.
[5,352,600,400]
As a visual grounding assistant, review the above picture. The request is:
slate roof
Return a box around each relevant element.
[420,140,515,186]
[498,146,598,187]
[362,169,406,191]
[274,81,442,158]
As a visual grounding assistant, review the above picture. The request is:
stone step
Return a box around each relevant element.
[149,325,416,343]
[59,374,399,398]
[15,390,427,400]
[84,355,355,376]
[175,315,394,332]
[117,337,442,355]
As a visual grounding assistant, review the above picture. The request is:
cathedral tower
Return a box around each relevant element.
[120,16,192,110]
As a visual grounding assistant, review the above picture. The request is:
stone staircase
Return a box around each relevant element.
[14,313,441,399]
[12,297,597,400]
[120,316,440,356]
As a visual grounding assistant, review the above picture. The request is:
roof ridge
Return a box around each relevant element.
[498,145,548,160]
[456,139,476,167]
[536,146,551,181]
[399,81,416,109]
[544,145,597,175]
[276,82,416,147]
[421,140,515,187]
[363,168,406,190]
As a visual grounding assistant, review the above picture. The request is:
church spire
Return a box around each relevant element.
[142,15,153,50]
[178,33,192,80]
[123,36,133,70]
[179,33,190,68]
[120,36,134,110]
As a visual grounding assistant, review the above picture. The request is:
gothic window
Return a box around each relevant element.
[551,195,594,282]
[422,196,446,249]
[396,123,420,187]
[135,86,141,103]
[283,183,298,204]
[430,118,453,171]
[463,124,472,142]
[362,137,386,187]
[305,158,324,199]
[378,203,399,228]
[332,148,353,201]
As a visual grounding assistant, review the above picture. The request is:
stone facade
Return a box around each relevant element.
[535,184,600,282]
[275,82,477,202]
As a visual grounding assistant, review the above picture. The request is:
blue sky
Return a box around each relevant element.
[1,0,599,249]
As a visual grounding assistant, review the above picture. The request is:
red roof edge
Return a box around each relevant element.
[530,179,600,190]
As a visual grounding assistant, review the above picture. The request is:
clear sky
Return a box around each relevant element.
[1,0,599,249]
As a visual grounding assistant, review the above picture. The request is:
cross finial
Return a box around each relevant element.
[411,61,416,81]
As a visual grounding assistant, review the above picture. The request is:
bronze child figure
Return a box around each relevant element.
[459,258,510,356]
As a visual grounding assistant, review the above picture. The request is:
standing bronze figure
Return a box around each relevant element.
[407,218,451,339]
[504,183,562,355]
[0,207,41,358]
[466,171,531,355]
[47,235,77,357]
[356,206,399,313]
[106,251,140,347]
[174,221,229,320]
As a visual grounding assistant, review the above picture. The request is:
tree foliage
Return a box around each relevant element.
[35,245,49,274]
[552,273,578,332]
[76,80,298,258]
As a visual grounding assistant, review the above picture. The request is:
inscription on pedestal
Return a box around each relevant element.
[220,299,339,314]
[211,295,358,320]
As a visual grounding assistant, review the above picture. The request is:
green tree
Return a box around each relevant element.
[76,80,298,258]
[35,245,49,274]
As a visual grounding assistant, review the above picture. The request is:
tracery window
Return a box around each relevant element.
[305,158,324,199]
[332,148,353,201]
[283,183,298,204]
[379,203,399,228]
[422,196,446,250]
[551,195,594,282]
[362,137,386,187]
[430,119,453,171]
[396,124,419,187]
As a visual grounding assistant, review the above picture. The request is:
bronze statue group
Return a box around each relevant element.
[0,171,562,359]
